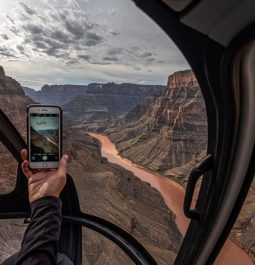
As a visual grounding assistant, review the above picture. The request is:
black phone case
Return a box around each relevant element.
[27,104,63,167]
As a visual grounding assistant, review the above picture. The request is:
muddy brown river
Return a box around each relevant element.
[89,132,253,265]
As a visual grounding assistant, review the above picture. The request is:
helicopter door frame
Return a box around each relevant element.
[132,0,255,264]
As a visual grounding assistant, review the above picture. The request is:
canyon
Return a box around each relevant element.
[93,69,255,262]
[88,132,253,265]
[24,83,164,124]
[102,70,208,182]
[0,66,254,264]
[0,66,181,265]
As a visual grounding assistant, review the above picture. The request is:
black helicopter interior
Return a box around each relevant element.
[0,0,255,265]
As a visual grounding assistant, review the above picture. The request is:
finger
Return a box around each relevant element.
[58,155,68,176]
[21,149,28,161]
[21,160,33,179]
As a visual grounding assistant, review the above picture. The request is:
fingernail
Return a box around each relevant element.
[64,155,68,161]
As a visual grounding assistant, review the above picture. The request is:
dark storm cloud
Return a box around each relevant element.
[19,3,37,16]
[103,56,119,62]
[0,46,15,57]
[49,30,72,43]
[108,47,123,56]
[104,46,158,66]
[66,59,79,65]
[65,19,85,39]
[111,31,119,36]
[84,32,104,46]
[23,23,43,34]
[146,57,155,63]
[33,41,47,49]
[3,1,165,68]
[6,15,14,24]
[140,52,153,58]
[1,34,9,40]
[9,26,19,36]
[78,54,90,60]
[9,5,105,63]
[16,45,25,51]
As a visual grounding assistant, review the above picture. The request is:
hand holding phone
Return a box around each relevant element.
[21,149,68,203]
[27,105,62,169]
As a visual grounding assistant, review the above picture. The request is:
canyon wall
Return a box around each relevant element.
[104,69,208,175]
[0,66,33,194]
[24,83,164,107]
[0,66,182,265]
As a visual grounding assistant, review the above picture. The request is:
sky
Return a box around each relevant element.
[31,116,59,130]
[0,0,189,90]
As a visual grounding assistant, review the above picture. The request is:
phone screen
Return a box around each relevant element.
[30,113,60,162]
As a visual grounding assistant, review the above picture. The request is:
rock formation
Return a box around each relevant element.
[0,66,182,265]
[0,66,33,195]
[23,83,164,107]
[104,69,208,175]
[1,67,254,264]
[23,84,88,105]
[64,129,182,265]
[62,84,164,125]
[0,66,25,96]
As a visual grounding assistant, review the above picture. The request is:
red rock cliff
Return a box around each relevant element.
[106,69,208,172]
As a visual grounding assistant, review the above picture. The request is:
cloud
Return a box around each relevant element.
[108,47,123,56]
[6,15,14,24]
[23,23,43,34]
[0,46,16,57]
[1,34,9,40]
[84,32,103,46]
[0,0,189,89]
[3,5,107,63]
[19,3,37,16]
[78,54,90,60]
[16,45,25,51]
[103,56,118,62]
[1,0,164,68]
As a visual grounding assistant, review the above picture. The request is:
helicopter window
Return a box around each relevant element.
[0,219,27,263]
[230,181,255,262]
[214,181,255,265]
[0,0,209,263]
[4,0,255,265]
[0,143,18,195]
[82,228,134,265]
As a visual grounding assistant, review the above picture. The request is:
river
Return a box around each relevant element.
[88,132,253,265]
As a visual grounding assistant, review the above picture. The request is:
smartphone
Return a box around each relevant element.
[27,105,62,169]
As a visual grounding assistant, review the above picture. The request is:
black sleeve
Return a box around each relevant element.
[14,196,62,265]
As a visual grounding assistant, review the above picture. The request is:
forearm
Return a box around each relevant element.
[15,197,62,265]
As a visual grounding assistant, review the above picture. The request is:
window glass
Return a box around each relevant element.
[0,0,209,264]
[0,219,27,263]
[0,143,18,194]
[82,228,134,265]
[215,180,255,265]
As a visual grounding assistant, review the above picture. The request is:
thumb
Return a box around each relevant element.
[58,155,68,175]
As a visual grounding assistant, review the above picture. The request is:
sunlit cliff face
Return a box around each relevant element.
[0,0,188,89]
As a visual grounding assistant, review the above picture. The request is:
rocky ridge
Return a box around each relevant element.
[0,66,33,194]
[99,69,255,262]
[104,69,208,175]
[0,66,182,265]
[23,83,164,107]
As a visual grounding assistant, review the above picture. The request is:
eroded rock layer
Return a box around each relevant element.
[0,66,33,194]
[0,66,182,265]
[105,69,208,174]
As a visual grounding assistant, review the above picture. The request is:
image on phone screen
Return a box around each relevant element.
[30,113,60,162]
